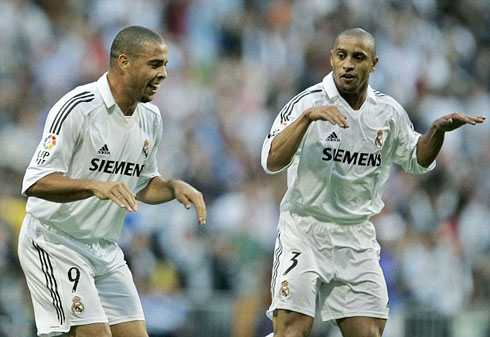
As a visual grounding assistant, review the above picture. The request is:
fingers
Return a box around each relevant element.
[309,106,349,128]
[327,112,349,129]
[189,192,206,226]
[457,112,486,124]
[436,113,486,132]
[453,112,479,125]
[108,182,137,212]
[178,194,192,210]
[176,189,207,226]
[467,115,486,124]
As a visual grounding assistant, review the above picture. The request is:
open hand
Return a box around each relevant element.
[433,112,485,132]
[305,106,349,128]
[170,180,207,226]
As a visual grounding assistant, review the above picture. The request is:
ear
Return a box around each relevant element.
[330,49,333,68]
[370,56,379,73]
[117,54,130,72]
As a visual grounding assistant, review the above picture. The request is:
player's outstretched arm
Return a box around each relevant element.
[25,173,138,212]
[267,106,349,171]
[416,112,485,167]
[136,177,206,226]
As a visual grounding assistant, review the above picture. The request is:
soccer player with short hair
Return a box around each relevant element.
[18,26,206,337]
[262,28,485,337]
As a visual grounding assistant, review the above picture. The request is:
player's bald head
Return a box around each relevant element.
[334,28,376,59]
[110,26,165,67]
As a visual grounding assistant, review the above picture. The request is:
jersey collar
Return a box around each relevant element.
[322,72,377,105]
[97,72,117,108]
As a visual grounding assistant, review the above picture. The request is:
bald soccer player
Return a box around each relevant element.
[19,26,206,337]
[262,28,485,337]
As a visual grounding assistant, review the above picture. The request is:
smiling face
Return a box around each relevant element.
[330,34,378,97]
[126,41,168,103]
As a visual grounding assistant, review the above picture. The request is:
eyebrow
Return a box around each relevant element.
[148,58,168,64]
[335,48,369,56]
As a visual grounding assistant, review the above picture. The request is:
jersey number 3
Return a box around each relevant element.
[283,251,301,275]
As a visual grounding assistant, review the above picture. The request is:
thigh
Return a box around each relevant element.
[273,309,314,336]
[67,323,111,337]
[111,320,148,337]
[96,263,145,325]
[337,316,386,337]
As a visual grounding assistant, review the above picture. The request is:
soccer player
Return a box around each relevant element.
[18,26,206,337]
[261,28,485,337]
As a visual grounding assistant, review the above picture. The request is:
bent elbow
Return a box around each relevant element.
[24,184,37,197]
[265,156,285,173]
[266,161,281,172]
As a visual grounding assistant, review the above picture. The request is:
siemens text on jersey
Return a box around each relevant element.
[322,148,381,167]
[89,158,145,176]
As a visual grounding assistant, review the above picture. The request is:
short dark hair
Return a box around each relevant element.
[336,28,376,57]
[110,26,164,67]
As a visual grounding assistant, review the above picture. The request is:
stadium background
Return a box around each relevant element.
[0,0,489,336]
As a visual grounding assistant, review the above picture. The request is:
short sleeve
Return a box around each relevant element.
[22,93,89,195]
[261,89,322,174]
[134,113,163,193]
[392,104,436,174]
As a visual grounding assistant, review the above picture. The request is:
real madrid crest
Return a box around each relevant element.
[375,130,383,149]
[142,140,149,159]
[71,296,85,315]
[279,280,290,298]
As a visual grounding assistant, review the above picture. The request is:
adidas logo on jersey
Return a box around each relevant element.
[326,132,340,142]
[97,144,111,156]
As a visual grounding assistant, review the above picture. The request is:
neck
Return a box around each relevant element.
[339,90,367,110]
[107,71,138,116]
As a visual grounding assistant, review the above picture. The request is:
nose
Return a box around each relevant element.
[158,66,167,80]
[343,56,354,70]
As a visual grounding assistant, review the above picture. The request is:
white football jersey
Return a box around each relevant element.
[262,72,435,224]
[22,73,162,241]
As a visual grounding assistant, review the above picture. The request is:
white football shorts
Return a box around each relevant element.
[267,211,389,323]
[18,213,145,337]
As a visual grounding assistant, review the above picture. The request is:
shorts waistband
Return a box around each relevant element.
[281,210,372,227]
[26,213,115,249]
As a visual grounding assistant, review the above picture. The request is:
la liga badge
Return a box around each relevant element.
[43,134,57,150]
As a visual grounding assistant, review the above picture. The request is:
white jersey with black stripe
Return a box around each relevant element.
[262,72,435,224]
[22,73,162,242]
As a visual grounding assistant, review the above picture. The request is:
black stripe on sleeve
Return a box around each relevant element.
[49,91,90,134]
[49,92,94,135]
[279,91,309,124]
[280,89,323,124]
[33,242,65,325]
[52,96,95,135]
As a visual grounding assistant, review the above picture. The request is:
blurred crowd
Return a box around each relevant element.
[0,0,489,336]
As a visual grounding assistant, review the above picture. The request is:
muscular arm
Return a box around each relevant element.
[25,173,138,212]
[136,176,175,204]
[267,106,349,172]
[137,177,206,225]
[417,112,485,167]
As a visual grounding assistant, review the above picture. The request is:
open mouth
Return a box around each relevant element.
[148,82,161,93]
[341,73,356,80]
